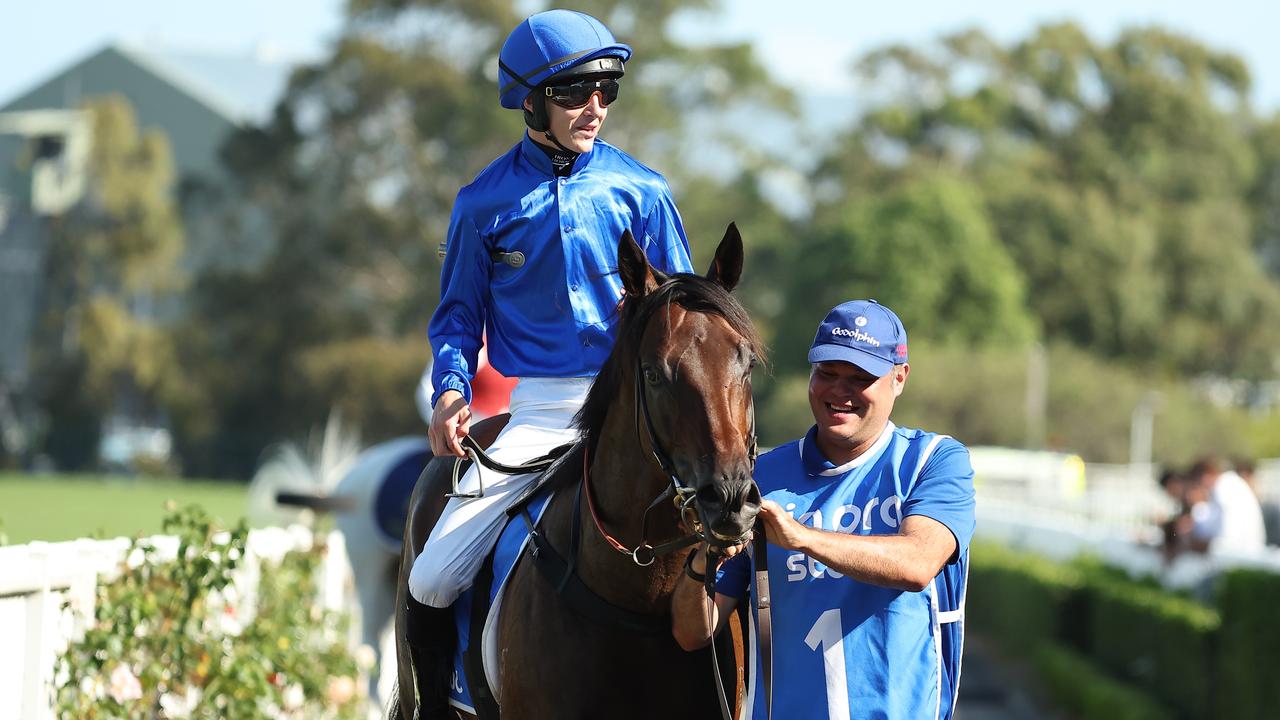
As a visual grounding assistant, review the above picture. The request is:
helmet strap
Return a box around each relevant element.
[524,95,575,156]
[542,129,575,155]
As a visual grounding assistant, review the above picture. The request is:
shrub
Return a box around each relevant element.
[1034,643,1172,720]
[53,505,364,719]
[1087,578,1219,719]
[1216,569,1280,719]
[967,542,1085,652]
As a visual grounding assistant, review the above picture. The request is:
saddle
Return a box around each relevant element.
[404,413,573,719]
[447,446,575,718]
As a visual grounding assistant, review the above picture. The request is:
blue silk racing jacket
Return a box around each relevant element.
[429,134,693,406]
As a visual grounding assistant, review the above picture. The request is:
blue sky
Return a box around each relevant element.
[3,0,1278,111]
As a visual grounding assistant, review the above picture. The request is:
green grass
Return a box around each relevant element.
[0,473,250,544]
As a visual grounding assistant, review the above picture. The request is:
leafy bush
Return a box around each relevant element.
[770,339,1265,463]
[1033,643,1172,720]
[967,542,1085,652]
[1216,569,1280,719]
[1087,577,1219,719]
[970,542,1233,719]
[53,505,365,719]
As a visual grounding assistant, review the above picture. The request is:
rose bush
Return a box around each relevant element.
[53,505,365,719]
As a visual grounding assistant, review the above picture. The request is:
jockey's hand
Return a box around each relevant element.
[429,390,472,457]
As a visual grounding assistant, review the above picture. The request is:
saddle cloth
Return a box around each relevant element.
[448,489,553,714]
[372,447,431,548]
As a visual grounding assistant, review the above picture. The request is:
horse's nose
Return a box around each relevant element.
[696,473,761,521]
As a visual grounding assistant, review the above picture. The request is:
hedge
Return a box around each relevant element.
[969,542,1223,719]
[966,542,1086,652]
[1033,643,1173,720]
[1215,569,1280,719]
[1087,577,1219,719]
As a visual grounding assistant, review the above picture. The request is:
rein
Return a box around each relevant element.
[446,434,561,499]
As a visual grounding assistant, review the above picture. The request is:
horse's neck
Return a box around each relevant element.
[547,416,685,613]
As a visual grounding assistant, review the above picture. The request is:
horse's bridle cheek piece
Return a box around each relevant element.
[632,354,757,547]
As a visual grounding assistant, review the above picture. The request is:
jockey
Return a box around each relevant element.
[405,8,693,714]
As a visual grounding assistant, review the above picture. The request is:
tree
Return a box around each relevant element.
[31,96,184,470]
[805,22,1280,379]
[176,0,794,477]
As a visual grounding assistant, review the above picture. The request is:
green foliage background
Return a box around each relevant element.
[17,1,1280,475]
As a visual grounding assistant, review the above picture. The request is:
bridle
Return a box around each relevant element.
[581,339,758,567]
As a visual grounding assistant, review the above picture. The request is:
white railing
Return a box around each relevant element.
[0,526,353,720]
[972,452,1280,591]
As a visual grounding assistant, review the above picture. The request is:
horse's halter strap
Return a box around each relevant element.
[634,353,759,541]
[581,447,701,566]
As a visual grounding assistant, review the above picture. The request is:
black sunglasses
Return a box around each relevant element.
[544,78,620,109]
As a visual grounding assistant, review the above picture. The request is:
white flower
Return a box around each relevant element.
[282,683,306,710]
[325,675,355,705]
[108,664,143,703]
[79,674,106,700]
[159,686,200,718]
[354,644,378,670]
[216,606,243,637]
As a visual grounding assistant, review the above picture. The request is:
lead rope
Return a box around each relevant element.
[703,547,735,720]
[753,526,773,720]
[700,522,771,720]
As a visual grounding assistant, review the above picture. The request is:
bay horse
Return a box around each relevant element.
[392,224,764,719]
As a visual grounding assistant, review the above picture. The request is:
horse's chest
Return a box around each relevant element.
[495,566,717,719]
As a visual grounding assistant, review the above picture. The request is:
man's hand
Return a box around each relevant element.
[757,499,811,551]
[429,390,472,457]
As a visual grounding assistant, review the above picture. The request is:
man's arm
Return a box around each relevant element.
[758,501,957,592]
[671,546,742,652]
[427,204,489,456]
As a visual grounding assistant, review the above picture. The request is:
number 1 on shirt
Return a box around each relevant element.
[805,608,852,720]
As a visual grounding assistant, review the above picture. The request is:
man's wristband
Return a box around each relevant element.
[683,550,707,583]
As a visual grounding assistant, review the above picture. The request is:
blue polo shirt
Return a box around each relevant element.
[718,422,976,720]
[429,135,693,406]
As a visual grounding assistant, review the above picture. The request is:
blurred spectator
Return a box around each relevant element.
[1236,458,1280,546]
[1156,467,1202,562]
[1186,456,1266,555]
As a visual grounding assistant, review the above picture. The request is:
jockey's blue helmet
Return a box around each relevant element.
[498,10,632,133]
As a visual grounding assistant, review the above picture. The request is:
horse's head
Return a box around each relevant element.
[612,223,764,546]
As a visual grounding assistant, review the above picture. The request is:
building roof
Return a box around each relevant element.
[0,43,294,183]
[1,42,293,126]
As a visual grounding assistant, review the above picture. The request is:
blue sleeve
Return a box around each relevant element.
[713,549,752,600]
[903,439,976,562]
[428,200,489,407]
[640,180,693,275]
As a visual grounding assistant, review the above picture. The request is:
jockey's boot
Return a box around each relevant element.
[406,594,457,719]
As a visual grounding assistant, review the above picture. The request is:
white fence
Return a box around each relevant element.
[0,526,353,720]
[3,452,1277,719]
[970,449,1280,590]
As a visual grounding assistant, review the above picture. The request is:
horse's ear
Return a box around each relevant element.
[705,222,743,292]
[618,229,661,298]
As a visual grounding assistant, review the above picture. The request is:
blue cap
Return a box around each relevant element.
[498,10,633,109]
[807,300,908,377]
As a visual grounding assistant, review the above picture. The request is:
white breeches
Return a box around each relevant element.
[407,377,590,607]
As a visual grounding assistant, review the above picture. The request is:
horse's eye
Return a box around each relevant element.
[643,367,662,385]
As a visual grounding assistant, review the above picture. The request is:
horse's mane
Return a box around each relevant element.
[573,273,766,453]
